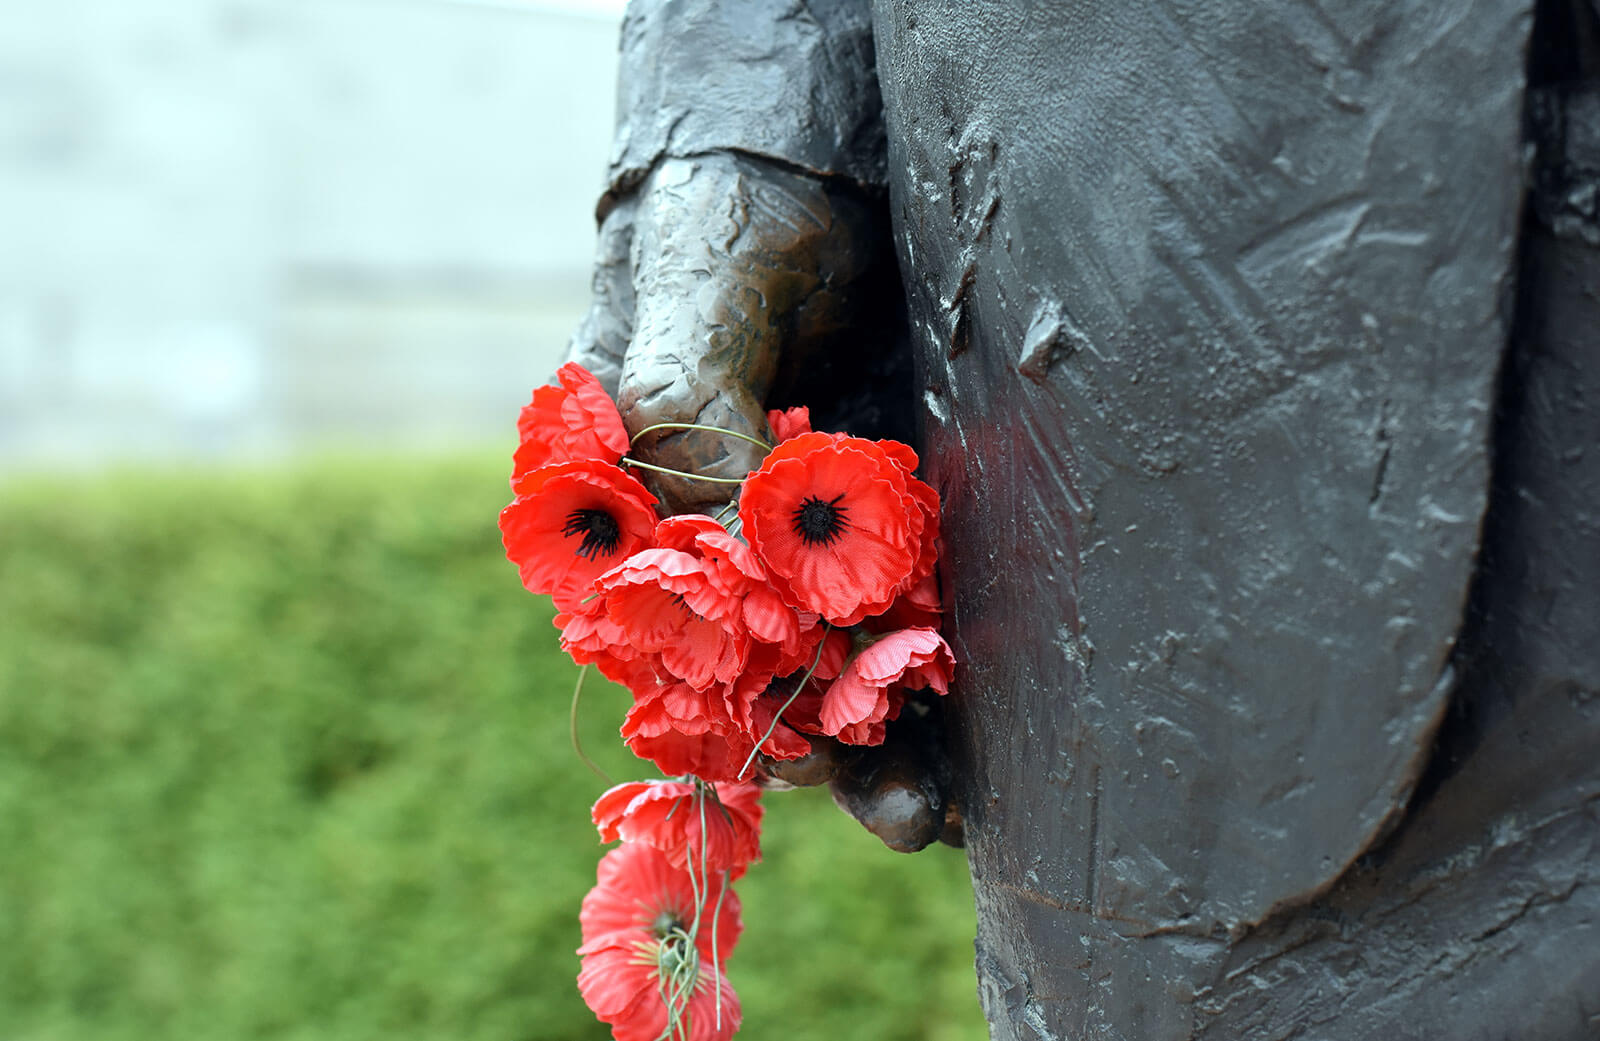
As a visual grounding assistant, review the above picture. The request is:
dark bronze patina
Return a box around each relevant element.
[559,0,1600,1036]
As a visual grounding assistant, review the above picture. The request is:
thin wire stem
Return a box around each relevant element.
[709,869,729,1030]
[568,665,612,784]
[620,458,746,484]
[630,422,773,454]
[738,624,832,779]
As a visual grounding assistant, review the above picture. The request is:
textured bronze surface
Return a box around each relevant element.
[569,0,1600,1035]
[616,153,884,513]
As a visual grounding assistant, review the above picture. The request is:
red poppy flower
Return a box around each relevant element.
[592,779,763,879]
[500,460,658,611]
[578,843,742,1041]
[566,513,817,698]
[654,515,814,661]
[614,684,806,780]
[512,362,629,479]
[744,627,852,738]
[739,432,933,626]
[610,667,725,736]
[901,467,942,592]
[594,549,751,691]
[819,628,954,746]
[556,596,641,679]
[621,719,746,782]
[765,406,812,443]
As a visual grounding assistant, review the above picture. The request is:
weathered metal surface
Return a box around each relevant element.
[878,0,1525,932]
[585,0,1600,1035]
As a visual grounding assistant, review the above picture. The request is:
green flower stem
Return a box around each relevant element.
[568,665,612,785]
[709,872,729,1029]
[738,624,832,780]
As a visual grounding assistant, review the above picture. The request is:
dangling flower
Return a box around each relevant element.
[512,362,629,479]
[819,628,955,746]
[620,680,811,784]
[592,780,764,879]
[500,460,657,611]
[578,843,743,1041]
[739,432,934,626]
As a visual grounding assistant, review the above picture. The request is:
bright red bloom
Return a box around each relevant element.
[653,515,817,667]
[593,548,751,690]
[500,460,658,611]
[739,432,936,626]
[765,406,812,443]
[592,780,763,879]
[512,362,629,479]
[621,677,811,784]
[578,843,742,1041]
[819,627,954,746]
[561,513,817,697]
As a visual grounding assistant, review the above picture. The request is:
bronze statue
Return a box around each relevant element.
[565,1,1600,1036]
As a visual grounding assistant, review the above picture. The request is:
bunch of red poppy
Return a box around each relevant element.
[499,363,954,1041]
[579,779,759,1041]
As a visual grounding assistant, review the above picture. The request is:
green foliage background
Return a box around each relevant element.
[0,455,984,1041]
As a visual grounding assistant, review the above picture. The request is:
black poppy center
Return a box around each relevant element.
[792,494,849,547]
[562,508,621,560]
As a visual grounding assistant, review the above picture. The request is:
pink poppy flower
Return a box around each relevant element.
[819,628,955,746]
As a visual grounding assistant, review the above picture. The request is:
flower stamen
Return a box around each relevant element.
[563,508,622,559]
[791,494,849,547]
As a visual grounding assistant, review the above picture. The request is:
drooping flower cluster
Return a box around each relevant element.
[580,781,758,1041]
[499,363,955,1041]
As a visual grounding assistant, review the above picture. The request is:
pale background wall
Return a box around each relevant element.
[0,0,626,467]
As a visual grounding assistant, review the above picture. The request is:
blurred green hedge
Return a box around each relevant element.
[0,455,984,1041]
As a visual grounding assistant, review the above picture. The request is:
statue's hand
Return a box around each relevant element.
[761,695,962,853]
[568,150,955,851]
[572,151,884,513]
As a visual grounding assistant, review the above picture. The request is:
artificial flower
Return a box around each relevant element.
[592,779,764,878]
[500,459,658,611]
[578,843,742,1041]
[621,691,811,784]
[564,513,817,696]
[743,627,852,738]
[765,405,813,443]
[592,548,751,690]
[739,432,932,626]
[819,627,954,746]
[653,515,814,664]
[512,362,629,478]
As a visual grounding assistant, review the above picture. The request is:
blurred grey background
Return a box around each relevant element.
[0,0,624,467]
